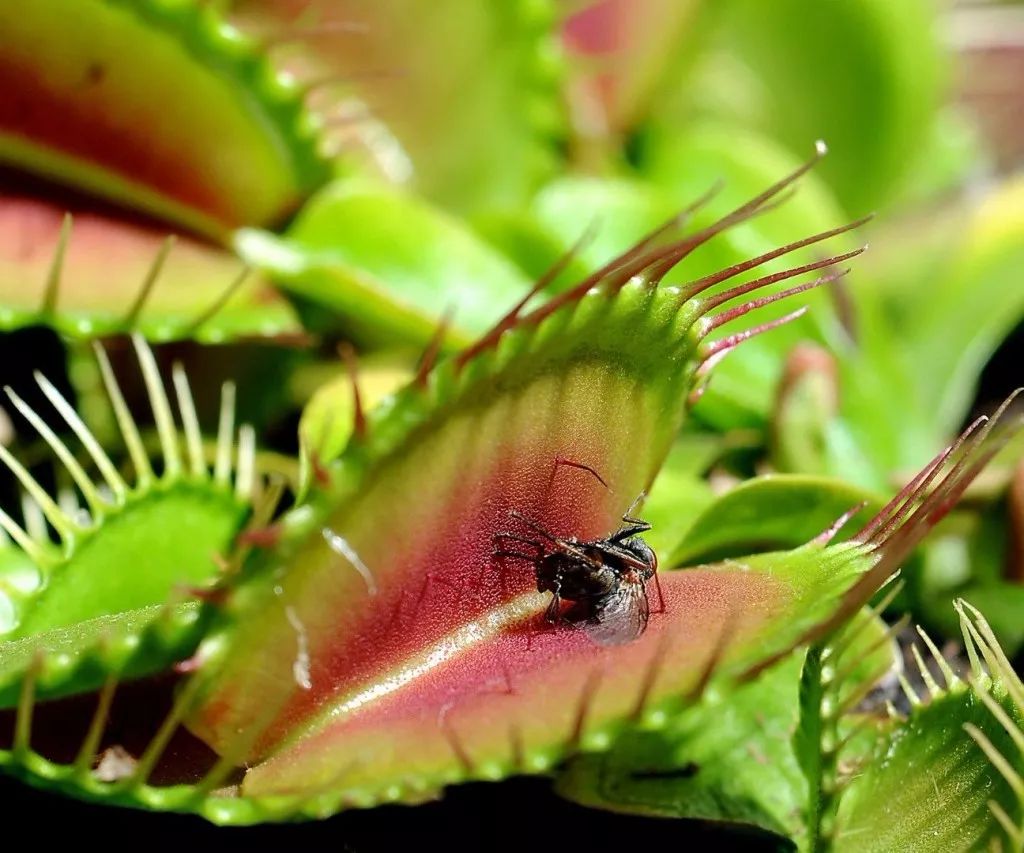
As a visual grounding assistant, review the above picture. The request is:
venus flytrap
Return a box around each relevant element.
[0,336,260,706]
[0,0,331,236]
[0,7,1017,835]
[0,197,302,344]
[0,144,1016,842]
[829,602,1024,852]
[0,155,876,816]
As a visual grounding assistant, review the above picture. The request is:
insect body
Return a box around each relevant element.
[493,509,658,646]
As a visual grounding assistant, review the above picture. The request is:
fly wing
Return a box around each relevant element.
[584,579,650,646]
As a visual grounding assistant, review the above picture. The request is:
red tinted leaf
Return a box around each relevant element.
[180,164,886,814]
[0,0,328,235]
[0,192,299,342]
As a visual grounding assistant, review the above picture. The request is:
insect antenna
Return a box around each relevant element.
[621,489,650,521]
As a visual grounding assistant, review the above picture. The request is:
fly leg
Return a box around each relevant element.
[608,492,652,542]
[652,571,666,614]
[522,577,562,652]
[551,457,610,490]
[490,533,545,600]
[544,578,563,625]
[491,532,545,562]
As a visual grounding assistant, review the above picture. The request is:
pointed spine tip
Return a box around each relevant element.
[214,381,237,487]
[132,335,182,480]
[338,344,366,439]
[235,424,256,501]
[171,362,206,479]
[186,265,251,338]
[93,341,151,491]
[41,213,73,315]
[124,234,176,328]
[416,308,454,389]
[811,501,869,546]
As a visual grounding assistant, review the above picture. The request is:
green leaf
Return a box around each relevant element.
[668,475,882,567]
[718,0,944,212]
[0,0,329,236]
[831,603,1024,852]
[298,359,413,470]
[553,606,897,847]
[229,0,565,213]
[0,603,204,705]
[554,652,808,842]
[909,177,1024,438]
[12,485,244,640]
[0,192,301,344]
[0,337,255,704]
[236,180,533,346]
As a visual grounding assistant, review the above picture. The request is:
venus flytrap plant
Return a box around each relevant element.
[0,0,332,236]
[225,0,566,212]
[0,196,301,344]
[0,1,318,346]
[0,148,1017,840]
[0,335,261,705]
[0,0,395,346]
[828,602,1024,852]
[151,166,1015,818]
[552,593,902,847]
[0,0,1021,843]
[0,155,849,810]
